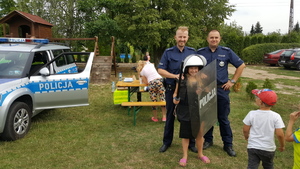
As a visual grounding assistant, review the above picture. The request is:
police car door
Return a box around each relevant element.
[29,52,94,110]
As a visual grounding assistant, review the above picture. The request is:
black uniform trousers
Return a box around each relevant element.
[204,88,233,147]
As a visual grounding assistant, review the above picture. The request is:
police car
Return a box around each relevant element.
[0,37,95,141]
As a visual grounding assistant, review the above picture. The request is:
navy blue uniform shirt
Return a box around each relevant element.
[197,46,244,85]
[158,46,195,85]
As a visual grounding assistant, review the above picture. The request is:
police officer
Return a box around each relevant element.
[197,30,246,157]
[158,26,198,153]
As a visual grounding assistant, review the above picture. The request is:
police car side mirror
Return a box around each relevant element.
[39,67,50,76]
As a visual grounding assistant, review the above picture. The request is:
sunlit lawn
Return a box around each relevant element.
[0,64,299,169]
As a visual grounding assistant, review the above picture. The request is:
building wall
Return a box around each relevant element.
[7,15,52,38]
[37,24,52,38]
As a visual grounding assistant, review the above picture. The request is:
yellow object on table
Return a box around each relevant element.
[113,89,128,105]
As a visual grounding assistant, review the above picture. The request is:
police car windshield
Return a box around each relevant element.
[0,51,30,78]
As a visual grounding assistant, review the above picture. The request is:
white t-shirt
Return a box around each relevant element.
[243,109,285,151]
[140,63,162,83]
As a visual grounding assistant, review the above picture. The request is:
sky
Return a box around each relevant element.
[225,0,300,35]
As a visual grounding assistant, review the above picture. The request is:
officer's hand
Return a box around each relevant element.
[174,74,179,80]
[173,97,180,104]
[173,100,179,104]
[174,74,184,80]
[222,80,234,90]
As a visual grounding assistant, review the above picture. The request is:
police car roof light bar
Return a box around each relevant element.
[0,37,49,44]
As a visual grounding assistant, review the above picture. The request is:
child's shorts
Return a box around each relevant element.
[179,121,195,139]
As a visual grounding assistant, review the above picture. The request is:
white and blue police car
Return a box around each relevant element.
[0,37,95,141]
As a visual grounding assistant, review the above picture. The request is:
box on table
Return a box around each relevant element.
[113,89,128,105]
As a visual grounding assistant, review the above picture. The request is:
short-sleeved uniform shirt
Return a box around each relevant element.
[242,109,285,152]
[158,46,195,86]
[197,46,244,85]
[293,128,300,169]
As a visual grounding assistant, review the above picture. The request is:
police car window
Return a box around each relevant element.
[55,55,66,67]
[0,52,30,78]
[66,54,75,64]
[52,49,71,57]
[53,49,73,67]
[30,52,49,75]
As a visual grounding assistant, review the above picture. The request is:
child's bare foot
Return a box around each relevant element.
[179,158,187,167]
[198,156,210,163]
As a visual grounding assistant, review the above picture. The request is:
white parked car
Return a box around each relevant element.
[0,37,95,141]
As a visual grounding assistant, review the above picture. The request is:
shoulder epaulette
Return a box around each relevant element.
[186,46,195,51]
[197,47,205,51]
[221,46,230,51]
[165,47,174,51]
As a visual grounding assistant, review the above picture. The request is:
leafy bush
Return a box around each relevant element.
[245,81,258,100]
[116,56,121,63]
[131,52,137,63]
[241,43,300,64]
[244,36,251,48]
[124,54,129,63]
[262,78,274,89]
[233,78,242,92]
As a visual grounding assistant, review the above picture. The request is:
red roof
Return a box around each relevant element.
[0,10,53,26]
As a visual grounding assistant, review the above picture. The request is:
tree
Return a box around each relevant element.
[0,0,16,17]
[250,22,263,35]
[293,22,300,33]
[0,0,17,36]
[244,36,251,48]
[250,36,258,45]
[78,0,235,63]
[250,25,255,35]
[267,32,282,43]
[10,0,87,51]
[6,0,236,61]
[219,21,244,55]
[254,22,263,34]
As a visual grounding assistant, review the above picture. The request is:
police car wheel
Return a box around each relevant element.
[1,102,32,141]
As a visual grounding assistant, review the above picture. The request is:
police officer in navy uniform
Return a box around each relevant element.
[197,30,246,157]
[158,26,198,153]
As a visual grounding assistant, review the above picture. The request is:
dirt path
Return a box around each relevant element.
[228,66,300,94]
[228,66,300,80]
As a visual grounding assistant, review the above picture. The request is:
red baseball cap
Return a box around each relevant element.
[252,89,277,106]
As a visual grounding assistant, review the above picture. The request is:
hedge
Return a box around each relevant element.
[240,43,300,64]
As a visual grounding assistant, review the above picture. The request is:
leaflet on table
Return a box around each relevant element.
[123,78,134,82]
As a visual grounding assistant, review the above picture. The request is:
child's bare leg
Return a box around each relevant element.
[180,138,189,166]
[151,106,159,122]
[196,136,204,157]
[152,109,157,119]
[196,136,210,163]
[161,106,166,120]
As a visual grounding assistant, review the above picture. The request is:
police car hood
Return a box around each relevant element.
[0,79,23,94]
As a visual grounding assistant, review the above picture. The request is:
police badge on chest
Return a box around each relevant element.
[219,61,225,67]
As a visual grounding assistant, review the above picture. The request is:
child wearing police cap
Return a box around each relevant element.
[243,89,285,169]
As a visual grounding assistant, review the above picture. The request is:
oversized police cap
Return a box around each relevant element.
[182,54,207,73]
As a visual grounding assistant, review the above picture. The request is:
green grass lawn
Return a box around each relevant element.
[0,64,299,169]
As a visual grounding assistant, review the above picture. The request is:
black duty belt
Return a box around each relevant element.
[217,84,224,88]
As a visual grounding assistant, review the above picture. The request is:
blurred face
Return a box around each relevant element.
[255,96,263,106]
[188,66,199,76]
[207,30,221,49]
[175,30,189,48]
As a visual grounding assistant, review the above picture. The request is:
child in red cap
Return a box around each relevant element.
[243,89,285,169]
